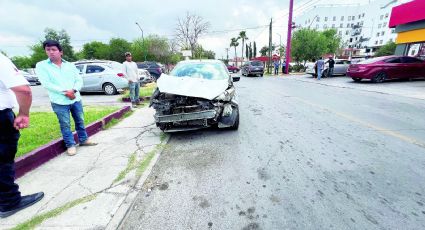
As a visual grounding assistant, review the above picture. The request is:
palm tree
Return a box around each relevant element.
[238,31,248,62]
[230,37,239,67]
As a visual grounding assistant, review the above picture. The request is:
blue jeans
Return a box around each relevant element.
[317,68,323,80]
[129,82,140,103]
[0,109,21,210]
[51,101,88,148]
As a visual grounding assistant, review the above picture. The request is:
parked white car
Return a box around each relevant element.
[138,68,154,85]
[306,59,351,77]
[74,60,129,95]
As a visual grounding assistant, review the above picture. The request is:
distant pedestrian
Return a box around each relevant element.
[316,57,325,80]
[282,60,287,74]
[312,58,317,77]
[122,52,140,108]
[36,40,97,156]
[0,53,44,218]
[325,56,335,77]
[273,60,279,75]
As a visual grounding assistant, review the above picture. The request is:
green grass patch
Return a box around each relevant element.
[16,106,120,158]
[113,152,138,183]
[12,194,97,230]
[121,82,157,99]
[103,110,134,130]
[136,149,157,177]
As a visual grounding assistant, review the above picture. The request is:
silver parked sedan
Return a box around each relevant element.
[306,59,351,77]
[74,60,129,95]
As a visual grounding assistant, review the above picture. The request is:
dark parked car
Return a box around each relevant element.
[241,61,264,77]
[137,61,165,80]
[226,65,239,73]
[347,56,425,83]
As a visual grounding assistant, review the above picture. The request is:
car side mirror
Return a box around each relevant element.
[232,76,240,82]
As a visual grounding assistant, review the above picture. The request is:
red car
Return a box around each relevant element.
[347,56,425,83]
[226,65,240,73]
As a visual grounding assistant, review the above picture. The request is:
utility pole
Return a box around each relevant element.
[135,22,147,61]
[268,18,272,74]
[276,33,282,66]
[285,0,294,74]
[225,48,229,63]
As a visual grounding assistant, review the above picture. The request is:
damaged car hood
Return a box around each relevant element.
[156,74,229,100]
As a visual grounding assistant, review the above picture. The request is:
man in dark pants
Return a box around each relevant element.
[0,53,44,218]
[326,56,335,77]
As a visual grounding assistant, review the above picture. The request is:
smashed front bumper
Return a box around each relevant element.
[154,110,217,123]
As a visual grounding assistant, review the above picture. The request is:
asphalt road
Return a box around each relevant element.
[121,75,425,230]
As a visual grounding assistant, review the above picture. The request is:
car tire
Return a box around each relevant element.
[371,72,387,83]
[352,78,362,82]
[229,108,239,130]
[103,83,117,95]
[323,69,329,78]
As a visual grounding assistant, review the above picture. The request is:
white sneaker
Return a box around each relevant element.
[67,147,77,156]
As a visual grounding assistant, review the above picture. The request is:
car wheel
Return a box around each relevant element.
[372,72,387,83]
[229,108,239,130]
[323,69,329,78]
[352,78,362,82]
[103,83,117,95]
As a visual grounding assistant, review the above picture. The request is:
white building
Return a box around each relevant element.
[294,0,404,57]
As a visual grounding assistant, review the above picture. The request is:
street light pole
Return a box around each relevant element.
[285,0,294,74]
[276,33,282,65]
[135,22,147,61]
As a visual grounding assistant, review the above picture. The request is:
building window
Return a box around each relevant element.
[347,23,350,28]
[383,22,387,27]
[355,37,358,41]
[351,23,354,28]
[391,29,395,33]
[341,16,344,21]
[381,31,385,36]
[385,13,389,18]
[348,16,351,21]
[317,17,320,22]
[316,24,319,29]
[358,14,361,19]
[350,38,353,42]
[308,19,310,23]
[324,24,328,29]
[352,16,355,20]
[333,16,336,21]
[346,30,349,35]
[339,31,342,35]
[362,13,365,17]
[340,23,343,28]
[379,40,383,44]
[377,32,380,37]
[380,15,384,20]
[325,17,328,22]
[332,24,335,28]
[389,38,393,42]
[375,41,378,45]
[378,24,382,29]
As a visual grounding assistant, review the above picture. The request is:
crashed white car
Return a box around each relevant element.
[150,60,240,132]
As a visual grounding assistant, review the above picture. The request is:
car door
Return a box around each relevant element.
[401,57,424,78]
[334,60,344,74]
[383,57,403,79]
[75,64,88,91]
[85,65,105,91]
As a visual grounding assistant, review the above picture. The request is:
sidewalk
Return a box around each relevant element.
[284,74,425,100]
[1,107,166,229]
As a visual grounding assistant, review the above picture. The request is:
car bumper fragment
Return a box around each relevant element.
[155,110,217,123]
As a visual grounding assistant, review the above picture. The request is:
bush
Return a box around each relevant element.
[291,64,306,72]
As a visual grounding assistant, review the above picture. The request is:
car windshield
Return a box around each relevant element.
[358,57,388,64]
[251,61,263,66]
[170,62,228,80]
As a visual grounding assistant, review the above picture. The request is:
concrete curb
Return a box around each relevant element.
[15,106,131,179]
[106,135,170,230]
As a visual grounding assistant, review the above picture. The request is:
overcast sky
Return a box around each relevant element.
[1,0,376,59]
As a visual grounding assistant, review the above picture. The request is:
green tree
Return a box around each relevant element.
[375,41,396,57]
[81,41,109,60]
[11,56,33,69]
[292,28,327,64]
[230,37,239,67]
[193,45,215,59]
[259,46,268,56]
[239,31,248,61]
[108,38,131,62]
[322,29,341,54]
[253,42,257,58]
[30,44,48,67]
[43,28,76,61]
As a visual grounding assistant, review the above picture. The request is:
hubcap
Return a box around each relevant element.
[105,85,114,94]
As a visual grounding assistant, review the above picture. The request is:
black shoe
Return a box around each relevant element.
[0,192,44,218]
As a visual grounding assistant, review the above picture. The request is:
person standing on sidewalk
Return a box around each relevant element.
[122,52,140,108]
[325,56,335,77]
[0,53,44,218]
[35,40,97,156]
[273,60,279,75]
[316,57,325,80]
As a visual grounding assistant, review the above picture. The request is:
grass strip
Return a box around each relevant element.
[121,82,156,100]
[12,194,97,230]
[113,152,138,183]
[103,110,134,130]
[17,106,119,158]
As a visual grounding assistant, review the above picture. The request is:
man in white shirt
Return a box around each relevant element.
[0,53,44,218]
[122,52,140,108]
